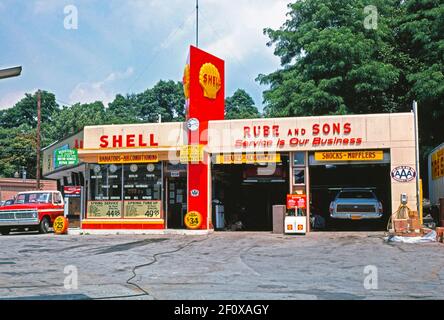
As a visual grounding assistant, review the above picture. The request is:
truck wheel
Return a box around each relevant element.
[0,228,10,235]
[39,217,51,234]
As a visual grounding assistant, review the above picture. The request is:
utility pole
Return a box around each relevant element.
[196,0,199,47]
[36,90,41,190]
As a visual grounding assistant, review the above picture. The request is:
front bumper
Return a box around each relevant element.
[0,210,39,227]
[330,212,383,220]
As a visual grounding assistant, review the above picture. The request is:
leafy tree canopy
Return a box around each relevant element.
[225,89,261,119]
[259,0,444,160]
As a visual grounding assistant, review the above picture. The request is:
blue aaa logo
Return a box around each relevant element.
[391,166,416,182]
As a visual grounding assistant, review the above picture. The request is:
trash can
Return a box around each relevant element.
[272,205,285,234]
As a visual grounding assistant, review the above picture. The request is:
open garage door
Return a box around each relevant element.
[212,154,289,231]
[309,150,391,231]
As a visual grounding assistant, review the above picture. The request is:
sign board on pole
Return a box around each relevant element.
[180,145,204,163]
[64,186,81,198]
[287,194,307,210]
[55,149,79,167]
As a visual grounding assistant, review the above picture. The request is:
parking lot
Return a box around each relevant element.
[0,231,443,300]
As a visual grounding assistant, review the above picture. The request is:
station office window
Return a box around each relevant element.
[123,163,162,201]
[90,164,122,201]
[293,152,306,166]
[292,152,306,185]
[88,162,163,220]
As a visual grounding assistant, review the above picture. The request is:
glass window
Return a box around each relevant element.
[338,191,375,199]
[123,163,162,201]
[293,152,305,166]
[90,164,122,201]
[15,192,52,204]
[293,169,305,185]
[53,192,62,204]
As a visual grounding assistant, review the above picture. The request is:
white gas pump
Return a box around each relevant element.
[285,211,307,234]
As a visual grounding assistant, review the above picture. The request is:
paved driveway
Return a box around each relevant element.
[0,231,443,300]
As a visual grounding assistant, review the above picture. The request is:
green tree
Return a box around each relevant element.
[225,89,261,119]
[0,125,39,179]
[44,101,108,142]
[258,0,409,117]
[0,90,59,129]
[137,80,185,123]
[0,90,59,178]
[398,0,444,157]
[106,94,141,124]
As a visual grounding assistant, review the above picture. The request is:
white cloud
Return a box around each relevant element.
[33,0,64,14]
[69,67,134,106]
[0,89,37,110]
[201,0,288,62]
[115,0,288,63]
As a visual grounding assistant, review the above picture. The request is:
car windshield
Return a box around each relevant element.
[338,191,375,199]
[14,193,52,204]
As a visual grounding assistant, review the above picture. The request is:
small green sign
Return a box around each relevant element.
[55,149,79,167]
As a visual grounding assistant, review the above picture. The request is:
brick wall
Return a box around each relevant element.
[0,179,57,201]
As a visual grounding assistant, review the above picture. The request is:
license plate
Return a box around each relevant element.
[351,215,362,220]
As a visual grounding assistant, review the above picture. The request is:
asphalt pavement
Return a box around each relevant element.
[0,231,443,300]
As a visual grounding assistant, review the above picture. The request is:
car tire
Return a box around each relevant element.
[39,217,51,234]
[0,228,10,235]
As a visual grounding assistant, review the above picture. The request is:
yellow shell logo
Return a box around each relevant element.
[183,64,190,99]
[199,63,221,99]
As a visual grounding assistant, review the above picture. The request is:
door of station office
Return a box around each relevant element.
[165,164,187,229]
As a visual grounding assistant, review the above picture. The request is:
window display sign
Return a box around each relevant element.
[98,153,158,164]
[314,151,383,162]
[287,194,307,209]
[215,153,281,164]
[87,201,122,218]
[124,201,162,219]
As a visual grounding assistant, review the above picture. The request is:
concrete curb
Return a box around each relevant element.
[67,228,214,236]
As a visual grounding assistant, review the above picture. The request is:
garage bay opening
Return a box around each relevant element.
[212,153,289,231]
[309,150,391,231]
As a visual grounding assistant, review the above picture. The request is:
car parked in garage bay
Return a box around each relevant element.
[329,188,383,220]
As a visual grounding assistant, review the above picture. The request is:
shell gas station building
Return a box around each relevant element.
[43,46,419,233]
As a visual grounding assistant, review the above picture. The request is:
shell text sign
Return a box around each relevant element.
[199,63,221,99]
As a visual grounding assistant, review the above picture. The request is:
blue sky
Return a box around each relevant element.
[0,0,289,111]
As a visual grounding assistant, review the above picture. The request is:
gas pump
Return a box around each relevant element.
[285,194,307,234]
